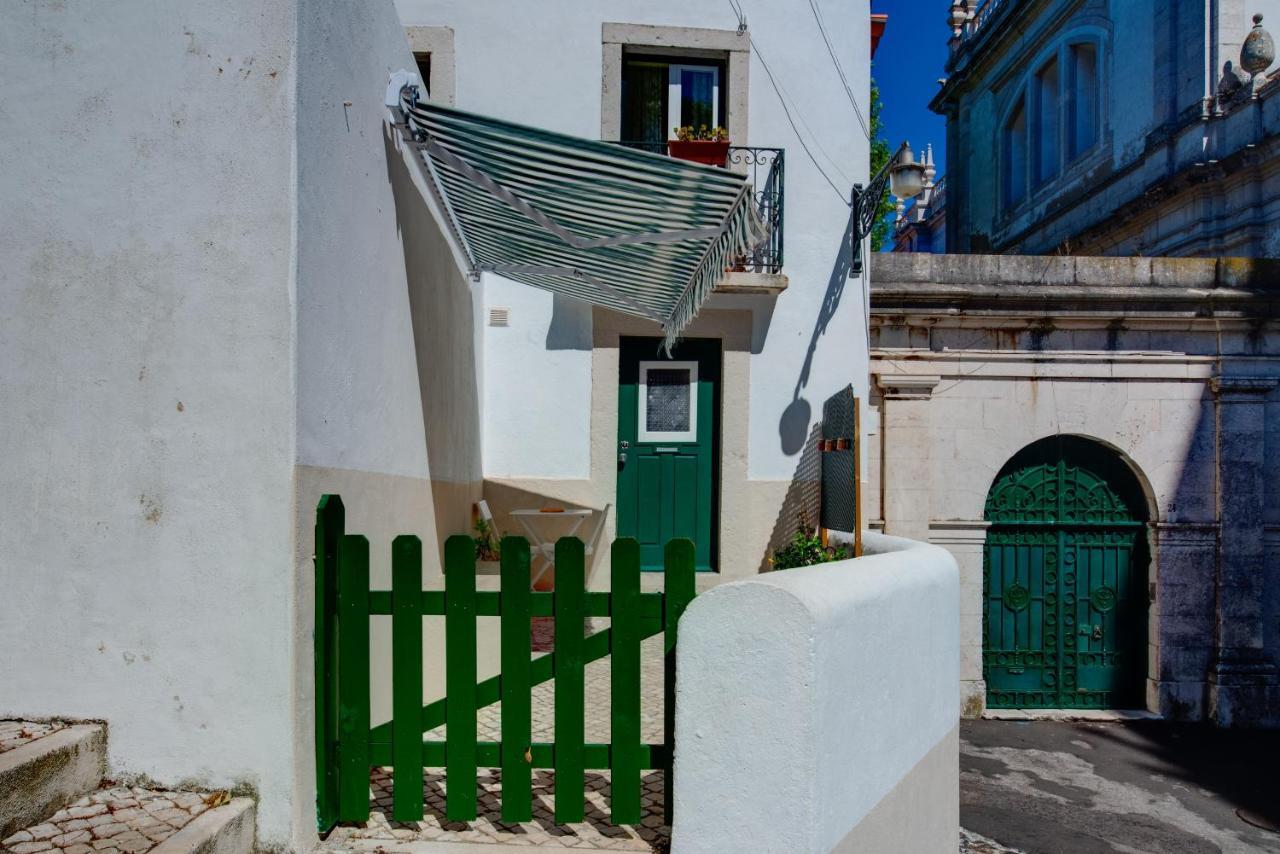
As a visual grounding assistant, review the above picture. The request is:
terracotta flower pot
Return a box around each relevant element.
[667,139,731,167]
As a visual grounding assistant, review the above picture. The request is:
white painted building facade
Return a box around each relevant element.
[393,0,873,584]
[1,1,877,850]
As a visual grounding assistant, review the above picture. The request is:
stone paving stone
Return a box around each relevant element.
[1,786,216,854]
[959,828,1024,853]
[0,720,68,754]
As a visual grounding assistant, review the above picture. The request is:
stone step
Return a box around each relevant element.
[0,722,107,839]
[1,787,255,854]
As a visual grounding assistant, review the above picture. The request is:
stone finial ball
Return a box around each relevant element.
[1241,13,1275,75]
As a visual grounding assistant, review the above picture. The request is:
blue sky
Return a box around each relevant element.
[871,0,952,176]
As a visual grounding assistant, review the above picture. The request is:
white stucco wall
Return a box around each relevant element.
[295,3,431,482]
[672,533,959,853]
[393,0,872,483]
[0,0,299,843]
[1,2,484,848]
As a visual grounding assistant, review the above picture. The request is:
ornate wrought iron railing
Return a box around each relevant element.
[612,142,785,274]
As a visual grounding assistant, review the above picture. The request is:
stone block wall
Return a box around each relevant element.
[870,253,1280,726]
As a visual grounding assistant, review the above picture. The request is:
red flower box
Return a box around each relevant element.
[667,139,731,167]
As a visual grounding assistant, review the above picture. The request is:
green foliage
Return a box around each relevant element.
[674,124,729,142]
[769,517,850,571]
[473,516,500,561]
[869,80,896,252]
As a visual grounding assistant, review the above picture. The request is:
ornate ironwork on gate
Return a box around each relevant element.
[983,438,1148,710]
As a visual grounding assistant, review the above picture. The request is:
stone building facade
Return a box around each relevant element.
[932,0,1280,257]
[893,146,948,254]
[868,253,1280,726]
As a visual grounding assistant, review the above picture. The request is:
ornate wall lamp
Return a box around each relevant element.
[851,141,926,275]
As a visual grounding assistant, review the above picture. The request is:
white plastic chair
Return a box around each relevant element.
[530,504,611,588]
[476,499,496,529]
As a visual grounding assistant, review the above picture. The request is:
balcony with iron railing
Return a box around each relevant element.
[612,141,785,279]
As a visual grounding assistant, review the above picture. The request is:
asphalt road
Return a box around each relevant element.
[961,719,1280,853]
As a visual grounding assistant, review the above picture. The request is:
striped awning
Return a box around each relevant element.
[398,91,767,350]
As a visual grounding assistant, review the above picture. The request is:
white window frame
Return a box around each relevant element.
[667,64,721,139]
[638,360,699,443]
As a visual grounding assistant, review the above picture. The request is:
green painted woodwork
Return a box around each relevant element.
[314,496,698,830]
[983,438,1148,710]
[336,535,370,822]
[313,495,343,833]
[391,536,424,821]
[616,337,720,572]
[369,741,670,769]
[444,535,477,821]
[609,538,643,824]
[662,539,696,822]
[554,538,586,823]
[499,536,532,823]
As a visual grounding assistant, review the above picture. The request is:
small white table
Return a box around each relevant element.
[509,508,593,585]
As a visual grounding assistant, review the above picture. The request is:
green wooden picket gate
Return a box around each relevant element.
[313,495,696,833]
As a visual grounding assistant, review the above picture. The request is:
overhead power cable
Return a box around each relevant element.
[730,0,850,204]
[808,0,871,140]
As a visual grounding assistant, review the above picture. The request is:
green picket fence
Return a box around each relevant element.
[313,495,696,832]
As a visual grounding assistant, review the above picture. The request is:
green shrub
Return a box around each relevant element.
[769,520,849,570]
[473,516,500,561]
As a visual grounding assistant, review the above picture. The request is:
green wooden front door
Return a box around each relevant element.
[616,337,719,572]
[983,438,1148,709]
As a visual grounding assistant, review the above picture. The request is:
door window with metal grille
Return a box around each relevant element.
[638,361,698,442]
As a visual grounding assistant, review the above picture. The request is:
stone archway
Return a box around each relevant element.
[983,435,1150,710]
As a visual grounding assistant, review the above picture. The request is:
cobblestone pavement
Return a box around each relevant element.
[324,633,668,851]
[1,786,219,854]
[0,720,67,754]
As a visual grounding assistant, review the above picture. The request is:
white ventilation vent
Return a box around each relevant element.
[488,307,510,327]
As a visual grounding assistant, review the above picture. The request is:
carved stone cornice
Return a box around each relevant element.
[1210,376,1279,399]
[875,374,941,400]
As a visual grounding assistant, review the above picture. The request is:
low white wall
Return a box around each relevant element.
[672,533,960,854]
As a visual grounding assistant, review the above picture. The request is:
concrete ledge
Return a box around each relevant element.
[153,797,255,854]
[714,271,788,295]
[0,724,106,838]
[871,254,1280,319]
[325,843,585,854]
[981,709,1161,722]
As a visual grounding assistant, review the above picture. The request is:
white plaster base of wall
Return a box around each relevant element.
[831,723,958,854]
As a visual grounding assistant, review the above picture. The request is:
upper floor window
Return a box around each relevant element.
[1068,42,1099,158]
[1003,98,1028,208]
[414,52,432,95]
[1034,58,1060,185]
[621,56,724,145]
[1000,36,1103,212]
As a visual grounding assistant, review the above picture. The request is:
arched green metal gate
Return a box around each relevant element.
[983,437,1149,709]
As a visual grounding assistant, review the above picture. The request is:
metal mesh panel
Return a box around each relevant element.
[820,386,857,533]
[646,369,691,432]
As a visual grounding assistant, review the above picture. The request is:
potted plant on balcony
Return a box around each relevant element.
[668,124,731,167]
